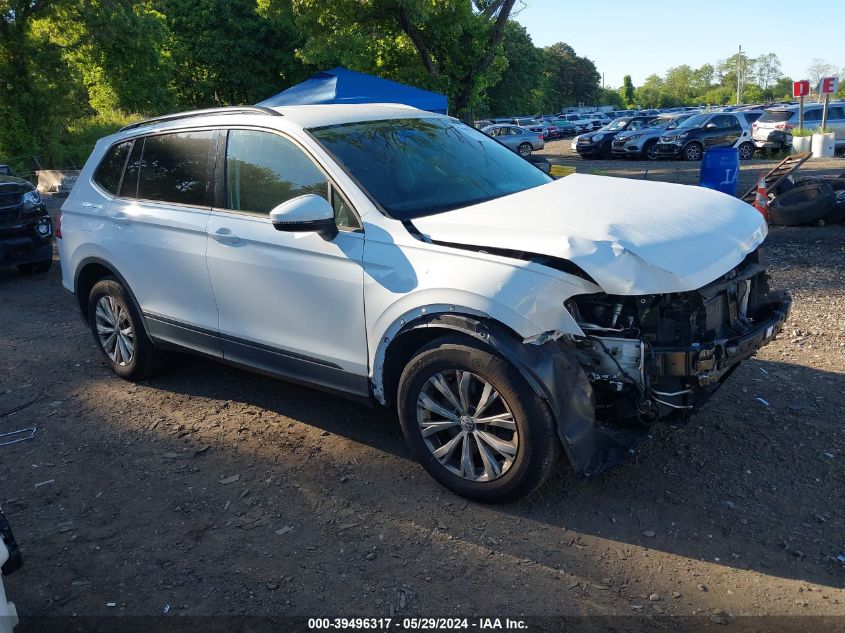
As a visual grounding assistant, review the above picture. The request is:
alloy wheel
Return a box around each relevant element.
[95,295,135,366]
[416,370,518,482]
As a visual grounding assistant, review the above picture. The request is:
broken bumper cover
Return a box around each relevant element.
[651,291,791,387]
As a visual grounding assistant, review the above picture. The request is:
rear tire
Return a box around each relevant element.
[17,260,52,275]
[683,142,703,161]
[397,335,561,503]
[517,143,532,157]
[769,183,835,226]
[738,142,755,161]
[86,277,168,381]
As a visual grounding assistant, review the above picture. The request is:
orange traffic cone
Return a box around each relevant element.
[752,174,769,222]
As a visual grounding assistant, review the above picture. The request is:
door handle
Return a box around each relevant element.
[81,202,103,210]
[210,228,240,245]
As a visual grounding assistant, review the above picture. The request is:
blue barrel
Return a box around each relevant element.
[699,147,739,196]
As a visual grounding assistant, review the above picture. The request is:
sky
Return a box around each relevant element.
[513,0,843,88]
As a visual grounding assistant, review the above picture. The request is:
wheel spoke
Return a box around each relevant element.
[96,323,112,335]
[429,374,463,414]
[420,420,460,438]
[474,433,501,480]
[432,431,464,462]
[476,412,516,430]
[457,370,472,413]
[95,305,114,327]
[460,431,473,478]
[475,429,517,459]
[112,332,123,364]
[473,380,498,418]
[418,393,459,421]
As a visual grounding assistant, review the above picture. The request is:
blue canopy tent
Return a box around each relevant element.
[257,67,448,114]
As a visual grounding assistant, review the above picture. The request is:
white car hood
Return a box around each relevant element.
[412,174,767,295]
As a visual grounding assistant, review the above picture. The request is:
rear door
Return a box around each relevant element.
[826,106,845,142]
[96,130,221,355]
[204,128,368,394]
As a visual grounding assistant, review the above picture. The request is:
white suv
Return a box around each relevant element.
[58,104,790,502]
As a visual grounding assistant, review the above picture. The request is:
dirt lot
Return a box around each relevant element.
[1,156,844,628]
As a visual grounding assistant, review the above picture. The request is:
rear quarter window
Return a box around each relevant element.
[93,141,132,195]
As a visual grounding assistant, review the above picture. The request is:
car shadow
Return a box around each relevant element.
[138,350,844,591]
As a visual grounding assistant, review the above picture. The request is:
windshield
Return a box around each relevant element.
[604,118,630,131]
[310,117,552,220]
[678,114,709,129]
[644,116,672,129]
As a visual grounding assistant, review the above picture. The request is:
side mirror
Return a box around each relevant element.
[269,194,337,240]
[524,155,551,174]
[705,123,717,129]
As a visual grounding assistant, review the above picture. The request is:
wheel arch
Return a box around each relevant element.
[73,257,153,340]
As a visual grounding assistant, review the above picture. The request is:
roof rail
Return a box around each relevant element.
[118,106,281,132]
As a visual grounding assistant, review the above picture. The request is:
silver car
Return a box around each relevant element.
[752,102,845,151]
[481,124,545,156]
[612,113,695,160]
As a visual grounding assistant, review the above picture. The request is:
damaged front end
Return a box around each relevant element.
[562,247,790,427]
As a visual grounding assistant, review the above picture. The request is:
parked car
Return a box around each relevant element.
[551,118,578,137]
[481,124,545,155]
[612,112,695,160]
[1,509,22,633]
[655,111,760,161]
[752,102,845,151]
[573,116,656,159]
[0,174,53,274]
[559,113,594,133]
[537,120,559,139]
[59,104,789,502]
[508,117,544,134]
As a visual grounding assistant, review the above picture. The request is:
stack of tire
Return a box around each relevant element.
[770,174,845,226]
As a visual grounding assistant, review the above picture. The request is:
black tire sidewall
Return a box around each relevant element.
[738,142,754,161]
[770,183,834,226]
[86,278,161,380]
[397,336,560,503]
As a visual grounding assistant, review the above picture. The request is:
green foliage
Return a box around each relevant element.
[619,75,635,108]
[791,128,813,137]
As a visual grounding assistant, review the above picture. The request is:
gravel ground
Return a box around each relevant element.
[537,138,845,194]
[1,164,844,628]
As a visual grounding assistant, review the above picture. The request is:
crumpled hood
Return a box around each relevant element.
[412,174,767,295]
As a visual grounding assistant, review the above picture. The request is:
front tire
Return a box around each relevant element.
[397,335,561,503]
[517,143,532,157]
[86,277,167,381]
[643,140,658,161]
[683,142,703,161]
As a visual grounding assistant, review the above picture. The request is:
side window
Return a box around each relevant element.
[827,106,845,120]
[137,131,215,206]
[710,115,733,129]
[93,140,132,195]
[804,109,822,122]
[225,130,328,214]
[331,188,361,230]
[119,139,143,198]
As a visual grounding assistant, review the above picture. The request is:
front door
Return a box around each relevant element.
[204,129,368,395]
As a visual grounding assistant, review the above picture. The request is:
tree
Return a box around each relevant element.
[485,21,544,116]
[635,74,663,108]
[159,0,305,107]
[754,53,782,91]
[619,74,635,108]
[291,0,518,119]
[542,42,600,107]
[664,65,694,102]
[806,58,837,88]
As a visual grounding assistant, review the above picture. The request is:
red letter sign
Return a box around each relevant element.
[819,76,839,95]
[793,80,810,97]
